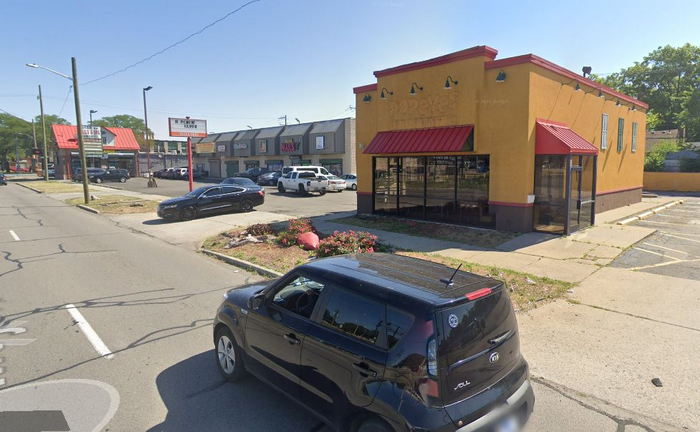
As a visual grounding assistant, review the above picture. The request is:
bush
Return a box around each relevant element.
[246,223,274,236]
[316,230,378,258]
[277,218,316,247]
[644,140,680,171]
[277,231,298,247]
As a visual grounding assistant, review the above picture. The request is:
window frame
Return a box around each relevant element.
[266,271,328,321]
[617,118,625,152]
[601,113,608,151]
[631,121,638,153]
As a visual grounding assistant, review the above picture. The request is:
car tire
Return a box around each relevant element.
[95,177,102,183]
[215,327,245,382]
[240,199,253,212]
[356,417,392,432]
[319,188,326,196]
[179,206,196,221]
[119,177,126,183]
[298,184,306,195]
[278,183,285,193]
[351,184,357,190]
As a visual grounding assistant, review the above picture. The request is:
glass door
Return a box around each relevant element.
[566,155,596,234]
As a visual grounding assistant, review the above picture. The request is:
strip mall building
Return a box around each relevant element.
[353,46,647,234]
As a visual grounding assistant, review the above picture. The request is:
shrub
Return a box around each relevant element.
[277,231,298,247]
[644,140,680,172]
[316,230,378,258]
[246,223,274,236]
[287,218,315,235]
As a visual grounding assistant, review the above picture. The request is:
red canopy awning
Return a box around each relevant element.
[364,125,473,154]
[536,119,598,155]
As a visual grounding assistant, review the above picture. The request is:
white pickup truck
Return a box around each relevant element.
[277,171,328,195]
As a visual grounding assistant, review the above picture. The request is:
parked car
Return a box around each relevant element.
[73,167,104,181]
[153,168,169,178]
[173,167,188,180]
[341,173,357,190]
[157,184,265,220]
[220,177,263,191]
[47,164,56,179]
[0,173,6,185]
[236,167,272,183]
[212,253,534,432]
[277,171,328,195]
[256,170,282,186]
[281,165,331,176]
[88,168,130,183]
[318,174,347,192]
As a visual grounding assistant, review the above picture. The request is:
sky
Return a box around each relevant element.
[2,0,699,140]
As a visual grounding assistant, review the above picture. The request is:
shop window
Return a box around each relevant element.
[245,160,260,170]
[374,157,398,215]
[301,160,312,166]
[320,159,343,175]
[456,156,490,226]
[266,160,283,171]
[398,157,426,219]
[258,140,267,153]
[631,122,638,153]
[315,136,325,150]
[424,156,453,221]
[617,118,624,152]
[601,114,608,150]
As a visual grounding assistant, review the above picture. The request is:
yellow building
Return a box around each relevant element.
[353,45,647,234]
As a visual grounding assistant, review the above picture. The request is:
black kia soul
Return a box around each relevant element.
[213,254,534,432]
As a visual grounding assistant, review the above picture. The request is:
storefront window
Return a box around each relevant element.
[245,160,260,170]
[398,157,425,219]
[425,156,455,222]
[320,159,343,175]
[456,156,490,226]
[258,140,267,153]
[266,160,283,171]
[374,157,398,215]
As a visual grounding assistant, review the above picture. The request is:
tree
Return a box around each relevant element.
[601,44,700,140]
[0,113,69,171]
[92,114,151,150]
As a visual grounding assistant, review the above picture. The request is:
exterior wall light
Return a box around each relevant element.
[409,82,423,95]
[575,83,581,91]
[495,71,506,82]
[616,100,621,106]
[444,76,459,89]
[598,91,604,98]
[380,87,393,99]
[363,94,372,103]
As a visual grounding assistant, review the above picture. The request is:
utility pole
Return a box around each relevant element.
[31,120,38,172]
[72,57,90,205]
[278,115,287,126]
[143,86,153,173]
[38,85,48,181]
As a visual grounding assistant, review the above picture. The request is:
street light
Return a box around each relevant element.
[143,85,153,173]
[26,58,90,205]
[89,110,97,126]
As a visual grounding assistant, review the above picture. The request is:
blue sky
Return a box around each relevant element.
[2,0,699,139]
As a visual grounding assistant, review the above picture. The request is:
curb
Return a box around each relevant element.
[77,204,100,214]
[617,200,683,225]
[200,249,282,278]
[15,183,43,193]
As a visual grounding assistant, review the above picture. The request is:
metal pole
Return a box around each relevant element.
[187,136,193,192]
[72,57,90,205]
[31,120,37,172]
[143,88,150,173]
[38,85,48,181]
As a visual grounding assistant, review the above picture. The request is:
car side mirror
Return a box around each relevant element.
[249,292,265,310]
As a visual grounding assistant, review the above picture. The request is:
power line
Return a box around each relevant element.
[57,86,73,117]
[83,0,260,86]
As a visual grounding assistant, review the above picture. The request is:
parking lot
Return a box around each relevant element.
[106,176,358,218]
[611,197,700,280]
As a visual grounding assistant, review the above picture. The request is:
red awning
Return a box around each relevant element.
[364,125,473,154]
[536,119,598,155]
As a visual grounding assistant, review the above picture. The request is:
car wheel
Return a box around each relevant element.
[356,417,392,432]
[215,327,245,381]
[119,177,126,183]
[278,183,285,193]
[179,206,196,221]
[319,188,326,196]
[240,199,253,212]
[95,177,102,183]
[298,184,306,195]
[351,183,357,190]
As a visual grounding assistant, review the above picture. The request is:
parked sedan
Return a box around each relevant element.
[0,173,6,185]
[236,167,272,183]
[340,173,357,190]
[157,184,264,220]
[256,170,281,186]
[89,168,130,183]
[220,177,263,191]
[318,175,347,192]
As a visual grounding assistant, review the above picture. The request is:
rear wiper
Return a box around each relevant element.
[488,330,512,345]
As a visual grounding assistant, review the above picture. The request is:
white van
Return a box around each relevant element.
[281,165,331,176]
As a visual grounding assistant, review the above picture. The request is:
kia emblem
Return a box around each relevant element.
[489,352,500,364]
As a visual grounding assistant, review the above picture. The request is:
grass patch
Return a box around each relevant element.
[65,194,159,214]
[19,181,84,194]
[333,215,517,249]
[398,251,572,312]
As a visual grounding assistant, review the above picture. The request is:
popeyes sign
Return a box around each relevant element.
[280,139,300,153]
[168,117,207,138]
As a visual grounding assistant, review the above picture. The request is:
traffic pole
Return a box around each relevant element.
[72,57,90,205]
[187,136,193,192]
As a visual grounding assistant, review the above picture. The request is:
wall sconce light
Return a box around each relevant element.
[444,76,459,89]
[380,87,393,99]
[363,94,372,103]
[409,82,423,95]
[496,71,506,82]
[631,106,636,111]
[598,91,604,98]
[616,100,621,106]
[575,83,581,91]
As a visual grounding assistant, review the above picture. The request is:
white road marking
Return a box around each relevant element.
[633,247,677,260]
[8,230,20,241]
[642,242,689,256]
[64,304,114,360]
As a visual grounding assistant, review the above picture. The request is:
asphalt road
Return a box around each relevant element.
[0,183,678,431]
[611,197,700,280]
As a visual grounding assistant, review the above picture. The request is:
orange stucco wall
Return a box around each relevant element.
[644,172,700,192]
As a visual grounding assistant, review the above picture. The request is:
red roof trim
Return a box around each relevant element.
[364,125,473,154]
[485,54,648,109]
[353,83,377,94]
[536,119,598,155]
[373,45,498,78]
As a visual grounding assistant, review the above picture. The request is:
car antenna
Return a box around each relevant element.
[440,263,462,286]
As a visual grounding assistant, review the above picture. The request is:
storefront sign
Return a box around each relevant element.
[82,126,103,156]
[168,118,207,138]
[315,136,325,150]
[217,144,226,152]
[280,140,300,153]
[195,142,215,153]
[233,142,248,150]
[258,139,267,153]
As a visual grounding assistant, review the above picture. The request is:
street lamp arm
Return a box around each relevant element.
[25,63,72,80]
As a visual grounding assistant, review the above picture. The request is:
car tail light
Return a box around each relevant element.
[257,190,264,196]
[465,287,492,301]
[427,338,438,376]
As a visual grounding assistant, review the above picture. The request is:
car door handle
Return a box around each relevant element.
[352,362,377,377]
[283,333,300,345]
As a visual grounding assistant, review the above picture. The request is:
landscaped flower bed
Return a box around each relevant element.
[202,218,385,274]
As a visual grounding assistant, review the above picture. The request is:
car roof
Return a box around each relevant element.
[301,253,501,307]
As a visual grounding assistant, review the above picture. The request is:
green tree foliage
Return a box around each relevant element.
[644,140,680,172]
[601,44,700,140]
[0,113,69,170]
[92,114,151,149]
